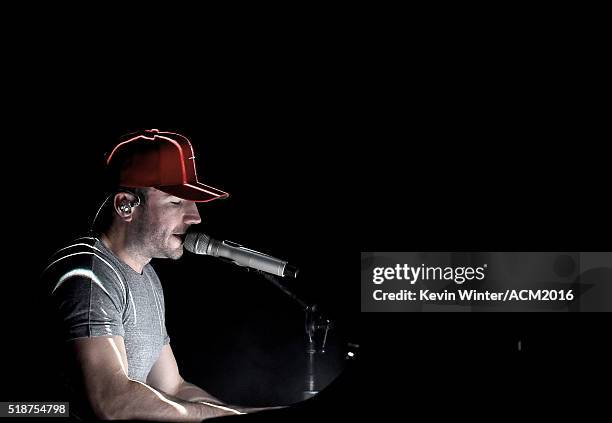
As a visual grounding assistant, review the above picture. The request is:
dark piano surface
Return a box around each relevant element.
[211,312,612,421]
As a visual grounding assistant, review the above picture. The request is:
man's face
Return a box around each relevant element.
[131,188,202,260]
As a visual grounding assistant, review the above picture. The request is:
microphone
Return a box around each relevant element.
[183,232,299,278]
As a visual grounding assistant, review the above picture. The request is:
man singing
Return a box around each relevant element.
[44,129,274,420]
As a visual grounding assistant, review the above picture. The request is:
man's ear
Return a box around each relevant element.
[113,192,139,221]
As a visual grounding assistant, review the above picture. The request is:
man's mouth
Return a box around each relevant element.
[173,233,186,243]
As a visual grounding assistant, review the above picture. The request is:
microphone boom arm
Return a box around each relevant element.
[258,271,332,400]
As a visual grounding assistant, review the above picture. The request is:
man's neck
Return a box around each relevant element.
[100,231,151,274]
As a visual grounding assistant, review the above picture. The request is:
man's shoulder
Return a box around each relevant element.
[43,236,126,291]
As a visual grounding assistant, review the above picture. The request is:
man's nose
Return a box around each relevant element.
[184,202,202,225]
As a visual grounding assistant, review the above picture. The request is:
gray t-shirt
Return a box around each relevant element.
[44,236,170,382]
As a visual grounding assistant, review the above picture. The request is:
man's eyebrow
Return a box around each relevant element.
[159,193,179,201]
[156,191,180,201]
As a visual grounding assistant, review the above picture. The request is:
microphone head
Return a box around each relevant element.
[184,232,211,255]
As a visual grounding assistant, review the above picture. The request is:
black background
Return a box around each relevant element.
[3,10,611,421]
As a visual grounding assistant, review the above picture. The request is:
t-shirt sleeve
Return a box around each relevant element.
[50,267,127,341]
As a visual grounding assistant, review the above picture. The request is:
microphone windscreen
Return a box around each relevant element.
[184,232,211,255]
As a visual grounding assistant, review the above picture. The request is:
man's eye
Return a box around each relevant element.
[171,201,182,205]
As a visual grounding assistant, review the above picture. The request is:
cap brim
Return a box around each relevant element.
[158,182,229,202]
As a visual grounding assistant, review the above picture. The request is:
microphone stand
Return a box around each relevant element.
[259,272,331,400]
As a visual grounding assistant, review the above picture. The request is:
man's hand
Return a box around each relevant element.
[230,405,288,413]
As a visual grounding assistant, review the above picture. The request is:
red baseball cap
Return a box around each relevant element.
[106,129,229,202]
